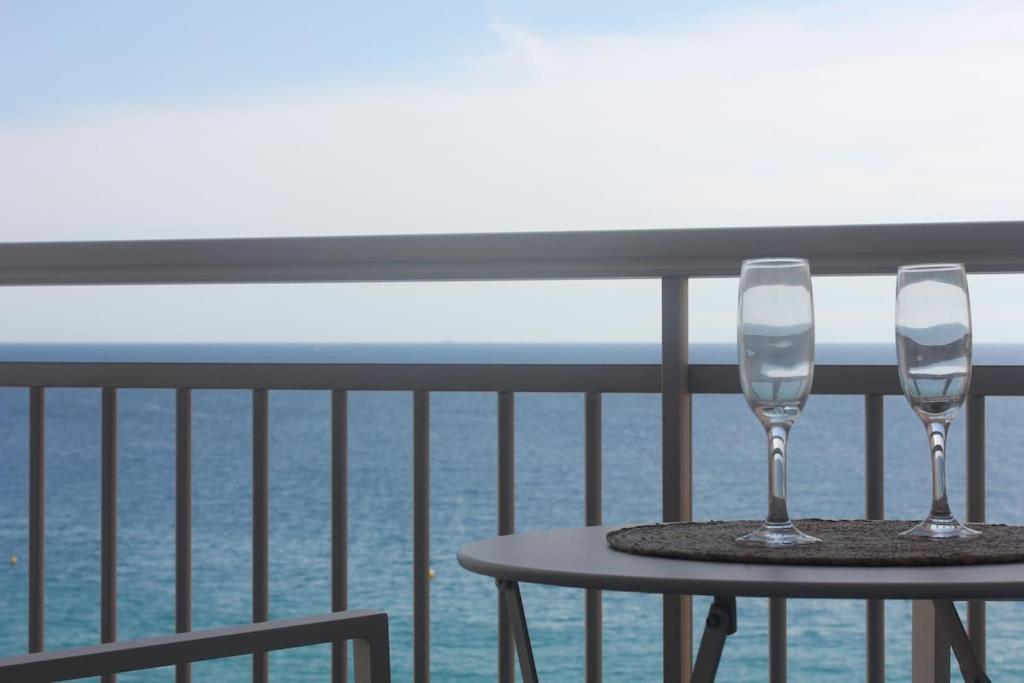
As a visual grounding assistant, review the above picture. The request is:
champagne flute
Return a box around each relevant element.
[736,258,820,546]
[896,263,979,539]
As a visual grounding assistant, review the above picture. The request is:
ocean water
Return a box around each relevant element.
[2,343,1024,682]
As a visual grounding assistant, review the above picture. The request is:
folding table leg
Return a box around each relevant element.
[496,579,539,683]
[692,595,737,683]
[933,600,991,683]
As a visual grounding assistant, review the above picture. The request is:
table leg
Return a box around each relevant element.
[932,600,991,683]
[691,596,737,683]
[496,579,539,683]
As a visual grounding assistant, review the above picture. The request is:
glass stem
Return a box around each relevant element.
[766,424,791,525]
[927,421,953,519]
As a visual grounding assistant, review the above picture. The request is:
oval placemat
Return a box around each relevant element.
[606,519,1024,566]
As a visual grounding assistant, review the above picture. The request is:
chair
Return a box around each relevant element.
[0,609,390,682]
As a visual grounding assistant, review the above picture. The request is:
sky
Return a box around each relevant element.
[1,1,1023,344]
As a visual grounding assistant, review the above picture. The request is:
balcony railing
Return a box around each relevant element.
[1,220,1022,683]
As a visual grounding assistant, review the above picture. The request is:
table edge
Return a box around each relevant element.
[457,525,1024,601]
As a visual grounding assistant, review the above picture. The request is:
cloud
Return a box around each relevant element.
[2,0,1022,242]
[0,1,1021,342]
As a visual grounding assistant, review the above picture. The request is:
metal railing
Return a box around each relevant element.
[1,220,1022,683]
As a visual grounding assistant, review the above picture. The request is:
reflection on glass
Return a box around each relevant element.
[896,263,979,539]
[736,258,819,546]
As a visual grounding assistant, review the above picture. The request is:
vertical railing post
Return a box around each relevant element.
[912,600,950,682]
[497,391,516,683]
[176,388,192,683]
[28,386,45,654]
[661,276,692,683]
[585,392,603,683]
[769,599,786,683]
[966,395,986,668]
[413,390,431,683]
[252,389,269,683]
[332,390,349,683]
[865,394,885,683]
[101,388,118,683]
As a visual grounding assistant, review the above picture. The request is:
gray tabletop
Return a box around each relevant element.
[457,525,1024,600]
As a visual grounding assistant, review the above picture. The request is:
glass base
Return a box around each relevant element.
[736,521,820,546]
[899,515,981,540]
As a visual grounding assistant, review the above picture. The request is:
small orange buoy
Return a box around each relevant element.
[9,554,17,566]
[428,567,436,580]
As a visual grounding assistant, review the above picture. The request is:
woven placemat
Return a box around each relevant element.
[606,519,1024,566]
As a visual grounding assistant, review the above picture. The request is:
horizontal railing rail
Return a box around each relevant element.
[0,361,1021,395]
[0,221,1022,285]
[0,610,390,683]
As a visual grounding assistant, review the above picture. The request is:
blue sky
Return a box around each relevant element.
[1,1,1022,343]
[2,2,486,119]
[1,1,728,120]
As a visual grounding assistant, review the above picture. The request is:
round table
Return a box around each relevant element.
[458,525,1022,682]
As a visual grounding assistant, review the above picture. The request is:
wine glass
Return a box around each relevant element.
[736,258,820,546]
[896,263,979,539]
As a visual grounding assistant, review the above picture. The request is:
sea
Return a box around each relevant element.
[2,342,1024,682]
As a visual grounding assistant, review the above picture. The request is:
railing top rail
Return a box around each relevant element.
[0,221,1021,285]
